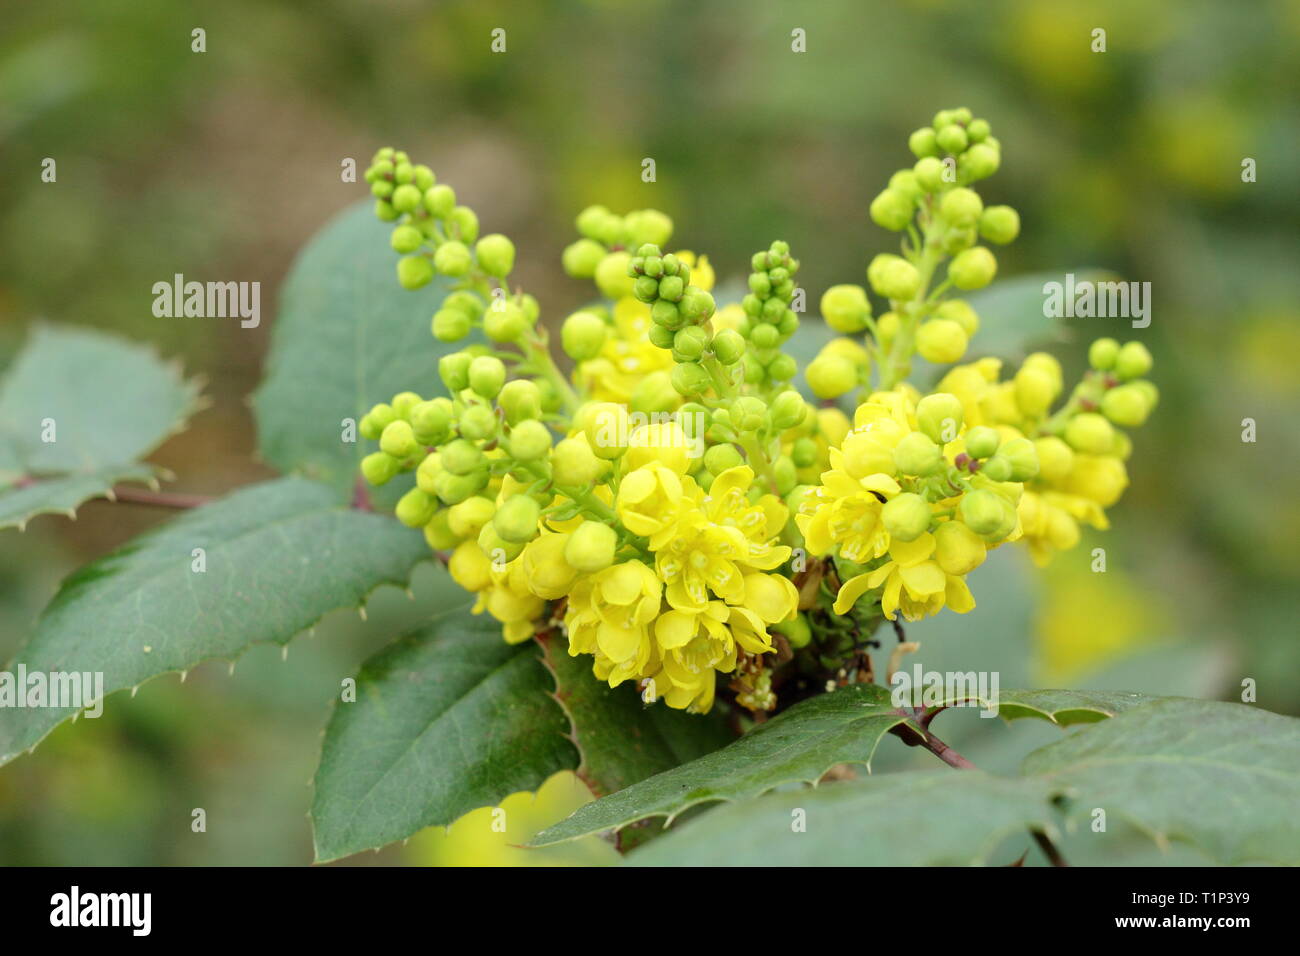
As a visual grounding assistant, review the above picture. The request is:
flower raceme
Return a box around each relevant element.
[355,109,1154,714]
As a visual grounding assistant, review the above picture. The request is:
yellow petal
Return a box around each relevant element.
[833,572,876,614]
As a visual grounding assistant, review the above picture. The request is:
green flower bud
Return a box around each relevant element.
[1114,341,1153,381]
[364,403,398,437]
[439,352,473,392]
[870,188,914,231]
[380,420,420,459]
[978,205,1020,245]
[371,179,395,200]
[960,488,1012,538]
[582,402,629,459]
[961,143,1000,181]
[750,324,779,350]
[508,419,552,462]
[410,399,454,444]
[916,393,964,443]
[625,209,674,247]
[1101,384,1152,428]
[576,204,611,240]
[467,355,506,399]
[474,234,515,277]
[433,241,472,277]
[999,437,1040,481]
[773,455,798,495]
[393,162,414,184]
[936,124,968,154]
[678,288,715,322]
[477,524,524,562]
[391,391,422,419]
[673,326,709,361]
[791,437,818,468]
[458,404,497,441]
[498,380,542,425]
[948,246,997,290]
[483,305,526,345]
[766,392,803,432]
[980,454,1013,481]
[867,254,922,301]
[713,328,746,365]
[447,496,495,539]
[648,323,676,349]
[651,299,682,329]
[391,225,423,254]
[658,274,684,302]
[889,170,924,202]
[916,319,969,364]
[1064,412,1115,454]
[391,183,422,214]
[632,275,659,302]
[395,487,438,528]
[397,255,434,290]
[939,187,983,227]
[432,308,472,342]
[493,495,541,544]
[967,119,990,142]
[1089,337,1121,371]
[914,157,946,192]
[562,238,606,278]
[416,454,442,495]
[449,206,479,243]
[561,310,609,361]
[964,425,1001,459]
[767,354,797,382]
[806,354,858,400]
[552,436,603,487]
[671,361,712,397]
[441,438,484,476]
[413,165,435,190]
[565,520,618,573]
[774,613,813,650]
[423,184,455,217]
[882,493,931,542]
[893,431,943,476]
[630,370,678,414]
[361,451,400,486]
[730,396,768,433]
[820,284,872,333]
[909,127,939,158]
[374,199,399,222]
[595,252,635,300]
[703,443,744,475]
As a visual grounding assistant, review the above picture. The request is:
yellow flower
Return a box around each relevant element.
[796,469,901,561]
[674,250,715,292]
[652,600,775,712]
[622,420,695,474]
[520,531,578,599]
[936,358,1002,428]
[563,560,662,687]
[837,401,913,478]
[475,554,547,644]
[574,297,674,404]
[835,533,975,622]
[615,463,699,549]
[703,465,788,551]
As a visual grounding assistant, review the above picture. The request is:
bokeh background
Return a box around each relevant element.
[1,0,1297,865]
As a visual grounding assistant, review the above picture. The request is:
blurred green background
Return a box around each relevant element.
[1,0,1298,865]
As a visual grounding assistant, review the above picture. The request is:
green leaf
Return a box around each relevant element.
[251,201,465,499]
[628,769,1056,866]
[0,324,201,530]
[536,631,734,798]
[0,477,431,765]
[921,688,1156,727]
[963,269,1112,359]
[1022,698,1300,865]
[311,609,578,862]
[529,683,912,846]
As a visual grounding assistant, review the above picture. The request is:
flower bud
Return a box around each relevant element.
[1114,341,1153,381]
[446,496,495,539]
[882,493,931,542]
[933,521,986,575]
[770,390,808,431]
[416,453,442,495]
[374,200,399,221]
[964,425,1001,459]
[433,241,472,277]
[582,402,629,459]
[395,487,438,528]
[361,451,400,486]
[960,488,1014,539]
[424,509,459,550]
[870,188,914,231]
[576,204,611,239]
[875,311,900,351]
[948,246,997,290]
[506,419,550,462]
[806,354,858,400]
[916,393,964,444]
[562,238,606,278]
[625,209,674,248]
[936,124,968,154]
[483,302,528,342]
[961,143,1000,181]
[561,310,608,361]
[980,454,1012,481]
[678,288,716,323]
[1013,366,1057,416]
[630,370,679,414]
[670,361,712,397]
[439,352,473,392]
[914,156,946,192]
[410,399,454,444]
[391,183,422,214]
[978,205,1020,245]
[449,206,479,243]
[867,254,922,301]
[775,613,813,650]
[391,225,423,254]
[552,436,604,487]
[909,127,939,158]
[497,380,541,426]
[493,494,541,543]
[703,443,744,475]
[893,431,943,476]
[1101,383,1152,428]
[475,234,515,277]
[1064,412,1115,454]
[729,396,768,434]
[1088,337,1121,371]
[397,255,434,290]
[477,524,524,562]
[431,308,472,342]
[458,404,497,442]
[595,252,635,300]
[424,184,456,217]
[712,328,746,365]
[440,438,484,477]
[933,299,979,336]
[449,541,493,592]
[939,188,983,227]
[820,284,872,334]
[673,326,709,361]
[1067,454,1129,507]
[363,403,398,437]
[916,319,969,364]
[565,520,618,573]
[998,437,1040,481]
[379,420,420,459]
[468,355,506,399]
[1034,436,1074,483]
[767,353,797,382]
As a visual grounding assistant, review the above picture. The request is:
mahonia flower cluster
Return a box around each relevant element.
[355,108,1154,715]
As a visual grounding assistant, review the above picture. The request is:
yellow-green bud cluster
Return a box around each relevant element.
[623,242,719,397]
[736,241,801,386]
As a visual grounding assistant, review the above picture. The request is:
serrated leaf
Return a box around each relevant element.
[0,477,432,765]
[628,769,1056,866]
[536,631,734,798]
[1022,698,1300,865]
[529,683,912,846]
[923,688,1155,727]
[0,324,201,530]
[251,201,467,499]
[311,609,578,862]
